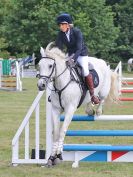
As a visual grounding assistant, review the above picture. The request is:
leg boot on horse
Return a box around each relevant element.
[53,153,63,165]
[85,74,100,104]
[45,154,63,167]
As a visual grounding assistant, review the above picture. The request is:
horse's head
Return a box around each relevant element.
[37,47,56,91]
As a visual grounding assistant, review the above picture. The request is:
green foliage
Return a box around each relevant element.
[106,0,133,61]
[0,50,10,58]
[0,0,133,62]
[0,38,8,50]
[16,52,28,58]
[78,0,119,59]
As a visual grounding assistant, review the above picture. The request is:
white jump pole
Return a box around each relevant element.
[16,61,22,91]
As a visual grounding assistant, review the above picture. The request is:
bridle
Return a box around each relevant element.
[39,57,56,83]
[39,56,69,85]
[38,56,79,109]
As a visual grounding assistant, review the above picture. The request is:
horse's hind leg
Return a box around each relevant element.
[85,100,104,116]
[85,102,95,115]
[96,99,104,116]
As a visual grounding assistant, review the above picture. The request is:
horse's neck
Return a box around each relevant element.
[54,60,70,89]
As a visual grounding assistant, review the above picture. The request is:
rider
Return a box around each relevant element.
[55,13,100,104]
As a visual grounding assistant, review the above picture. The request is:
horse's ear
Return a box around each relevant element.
[40,47,46,58]
[46,41,55,51]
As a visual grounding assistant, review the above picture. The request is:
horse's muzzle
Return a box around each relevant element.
[37,79,46,91]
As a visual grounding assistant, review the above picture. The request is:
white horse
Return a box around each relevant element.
[127,58,133,72]
[37,43,119,167]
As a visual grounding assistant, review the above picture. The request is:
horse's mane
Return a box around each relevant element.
[45,42,66,61]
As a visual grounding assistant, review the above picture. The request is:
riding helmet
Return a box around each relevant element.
[56,13,72,24]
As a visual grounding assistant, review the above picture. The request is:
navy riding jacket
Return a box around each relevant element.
[55,27,88,61]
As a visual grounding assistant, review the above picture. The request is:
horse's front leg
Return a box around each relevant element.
[56,106,77,156]
[46,106,61,167]
[96,99,104,116]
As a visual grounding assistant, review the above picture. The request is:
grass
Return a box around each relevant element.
[0,73,133,177]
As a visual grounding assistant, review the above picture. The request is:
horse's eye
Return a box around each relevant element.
[49,64,53,69]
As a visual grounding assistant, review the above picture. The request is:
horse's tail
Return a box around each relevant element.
[127,64,131,72]
[106,71,119,103]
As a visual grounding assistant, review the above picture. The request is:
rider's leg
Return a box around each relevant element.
[77,56,100,104]
[85,74,100,104]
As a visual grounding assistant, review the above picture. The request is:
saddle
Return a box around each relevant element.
[71,63,99,108]
[75,63,99,88]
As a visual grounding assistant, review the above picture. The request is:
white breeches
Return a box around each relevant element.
[77,56,90,76]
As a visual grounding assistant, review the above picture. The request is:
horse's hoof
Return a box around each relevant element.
[53,158,62,165]
[96,113,101,116]
[45,159,54,168]
[96,110,102,116]
[53,153,63,165]
[86,109,95,115]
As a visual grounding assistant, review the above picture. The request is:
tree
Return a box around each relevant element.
[76,0,119,60]
[106,0,133,61]
[33,0,120,61]
[0,0,13,57]
[3,0,119,62]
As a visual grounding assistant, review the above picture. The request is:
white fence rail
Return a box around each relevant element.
[115,61,133,92]
[12,91,46,165]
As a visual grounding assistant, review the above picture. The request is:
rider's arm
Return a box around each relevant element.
[73,28,83,61]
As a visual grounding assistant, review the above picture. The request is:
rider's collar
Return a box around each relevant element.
[65,29,70,41]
